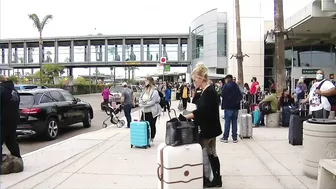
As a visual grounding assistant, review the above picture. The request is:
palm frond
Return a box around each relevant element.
[40,14,53,30]
[28,14,42,32]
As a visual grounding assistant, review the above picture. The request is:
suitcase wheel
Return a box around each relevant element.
[102,123,107,128]
[131,145,133,148]
[144,146,147,149]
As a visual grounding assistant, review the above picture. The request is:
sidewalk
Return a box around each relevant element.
[1,101,317,189]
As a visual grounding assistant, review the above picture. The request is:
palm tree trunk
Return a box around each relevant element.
[274,0,285,96]
[235,0,244,87]
[39,33,43,85]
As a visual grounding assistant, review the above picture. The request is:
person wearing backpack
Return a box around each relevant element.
[301,70,336,118]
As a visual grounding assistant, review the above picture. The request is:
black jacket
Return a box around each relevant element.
[1,81,20,126]
[221,81,242,110]
[192,85,222,139]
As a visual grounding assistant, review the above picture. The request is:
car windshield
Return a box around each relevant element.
[109,86,123,93]
[22,85,38,90]
[19,93,35,108]
[14,86,20,90]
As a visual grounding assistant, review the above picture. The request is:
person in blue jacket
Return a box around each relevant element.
[163,85,171,112]
[220,74,243,143]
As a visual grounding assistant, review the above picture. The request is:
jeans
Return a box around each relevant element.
[163,100,170,112]
[223,109,238,140]
[256,111,265,126]
[123,104,132,128]
[182,98,188,110]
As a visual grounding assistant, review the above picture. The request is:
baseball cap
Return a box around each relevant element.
[122,82,127,86]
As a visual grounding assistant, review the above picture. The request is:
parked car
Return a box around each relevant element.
[109,85,142,107]
[17,88,93,140]
[15,84,48,91]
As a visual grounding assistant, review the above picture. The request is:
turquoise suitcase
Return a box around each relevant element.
[130,117,151,149]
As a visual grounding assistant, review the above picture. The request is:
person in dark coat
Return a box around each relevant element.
[0,75,23,167]
[184,63,222,188]
[220,74,242,143]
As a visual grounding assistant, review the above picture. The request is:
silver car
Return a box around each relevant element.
[109,85,142,107]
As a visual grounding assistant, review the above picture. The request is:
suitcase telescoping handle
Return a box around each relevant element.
[168,109,177,120]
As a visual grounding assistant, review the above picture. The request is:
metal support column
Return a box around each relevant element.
[23,41,27,64]
[70,40,74,63]
[8,42,12,66]
[105,39,108,62]
[140,38,144,62]
[87,40,91,62]
[122,38,126,61]
[54,40,58,63]
[159,38,162,59]
[177,38,181,62]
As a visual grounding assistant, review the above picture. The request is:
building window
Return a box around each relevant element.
[192,25,204,59]
[217,23,226,57]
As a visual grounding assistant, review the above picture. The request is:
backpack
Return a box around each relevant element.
[259,101,271,114]
[316,80,336,105]
[157,90,165,108]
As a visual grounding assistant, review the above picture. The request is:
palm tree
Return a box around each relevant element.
[28,14,53,85]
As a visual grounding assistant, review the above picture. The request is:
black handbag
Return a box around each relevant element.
[165,110,198,146]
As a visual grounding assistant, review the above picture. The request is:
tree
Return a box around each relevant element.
[7,75,19,84]
[34,64,64,84]
[75,76,90,85]
[235,0,244,87]
[274,0,286,96]
[28,13,53,85]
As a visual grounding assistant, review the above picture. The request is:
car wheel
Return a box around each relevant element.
[44,118,59,140]
[83,111,91,128]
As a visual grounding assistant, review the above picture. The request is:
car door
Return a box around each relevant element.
[60,91,86,123]
[49,91,73,126]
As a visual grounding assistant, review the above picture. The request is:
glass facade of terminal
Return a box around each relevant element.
[191,23,227,59]
[264,44,336,90]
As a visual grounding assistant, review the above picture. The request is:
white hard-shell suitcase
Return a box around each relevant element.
[157,143,203,189]
[238,97,248,122]
[239,114,253,139]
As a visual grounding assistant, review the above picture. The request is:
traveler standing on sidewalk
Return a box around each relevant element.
[184,63,222,187]
[301,69,336,118]
[179,82,190,110]
[139,77,161,145]
[121,82,134,128]
[0,75,23,170]
[101,86,110,106]
[220,74,242,143]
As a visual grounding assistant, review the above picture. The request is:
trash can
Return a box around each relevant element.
[303,119,336,178]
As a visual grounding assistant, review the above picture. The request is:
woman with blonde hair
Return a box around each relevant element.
[139,76,161,145]
[184,63,222,187]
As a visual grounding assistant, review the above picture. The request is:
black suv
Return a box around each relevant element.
[18,88,94,140]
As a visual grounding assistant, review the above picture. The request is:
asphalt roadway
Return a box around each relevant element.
[2,93,139,155]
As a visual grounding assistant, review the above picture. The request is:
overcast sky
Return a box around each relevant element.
[0,0,310,77]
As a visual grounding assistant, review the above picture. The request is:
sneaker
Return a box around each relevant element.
[220,137,228,143]
[150,139,154,146]
[233,140,238,143]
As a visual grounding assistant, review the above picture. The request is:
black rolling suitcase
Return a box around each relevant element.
[288,104,309,145]
[288,115,304,145]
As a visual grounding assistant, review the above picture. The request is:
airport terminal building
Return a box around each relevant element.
[1,0,336,90]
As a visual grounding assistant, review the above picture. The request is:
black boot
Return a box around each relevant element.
[205,155,222,188]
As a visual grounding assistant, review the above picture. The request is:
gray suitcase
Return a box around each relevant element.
[239,114,253,139]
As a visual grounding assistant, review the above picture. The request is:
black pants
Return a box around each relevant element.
[1,123,21,158]
[163,100,170,112]
[104,99,109,105]
[123,104,132,128]
[141,112,158,139]
[182,98,188,110]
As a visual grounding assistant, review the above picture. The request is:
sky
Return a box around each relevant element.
[0,0,311,78]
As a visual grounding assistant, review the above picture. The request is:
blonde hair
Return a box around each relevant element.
[192,62,208,82]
